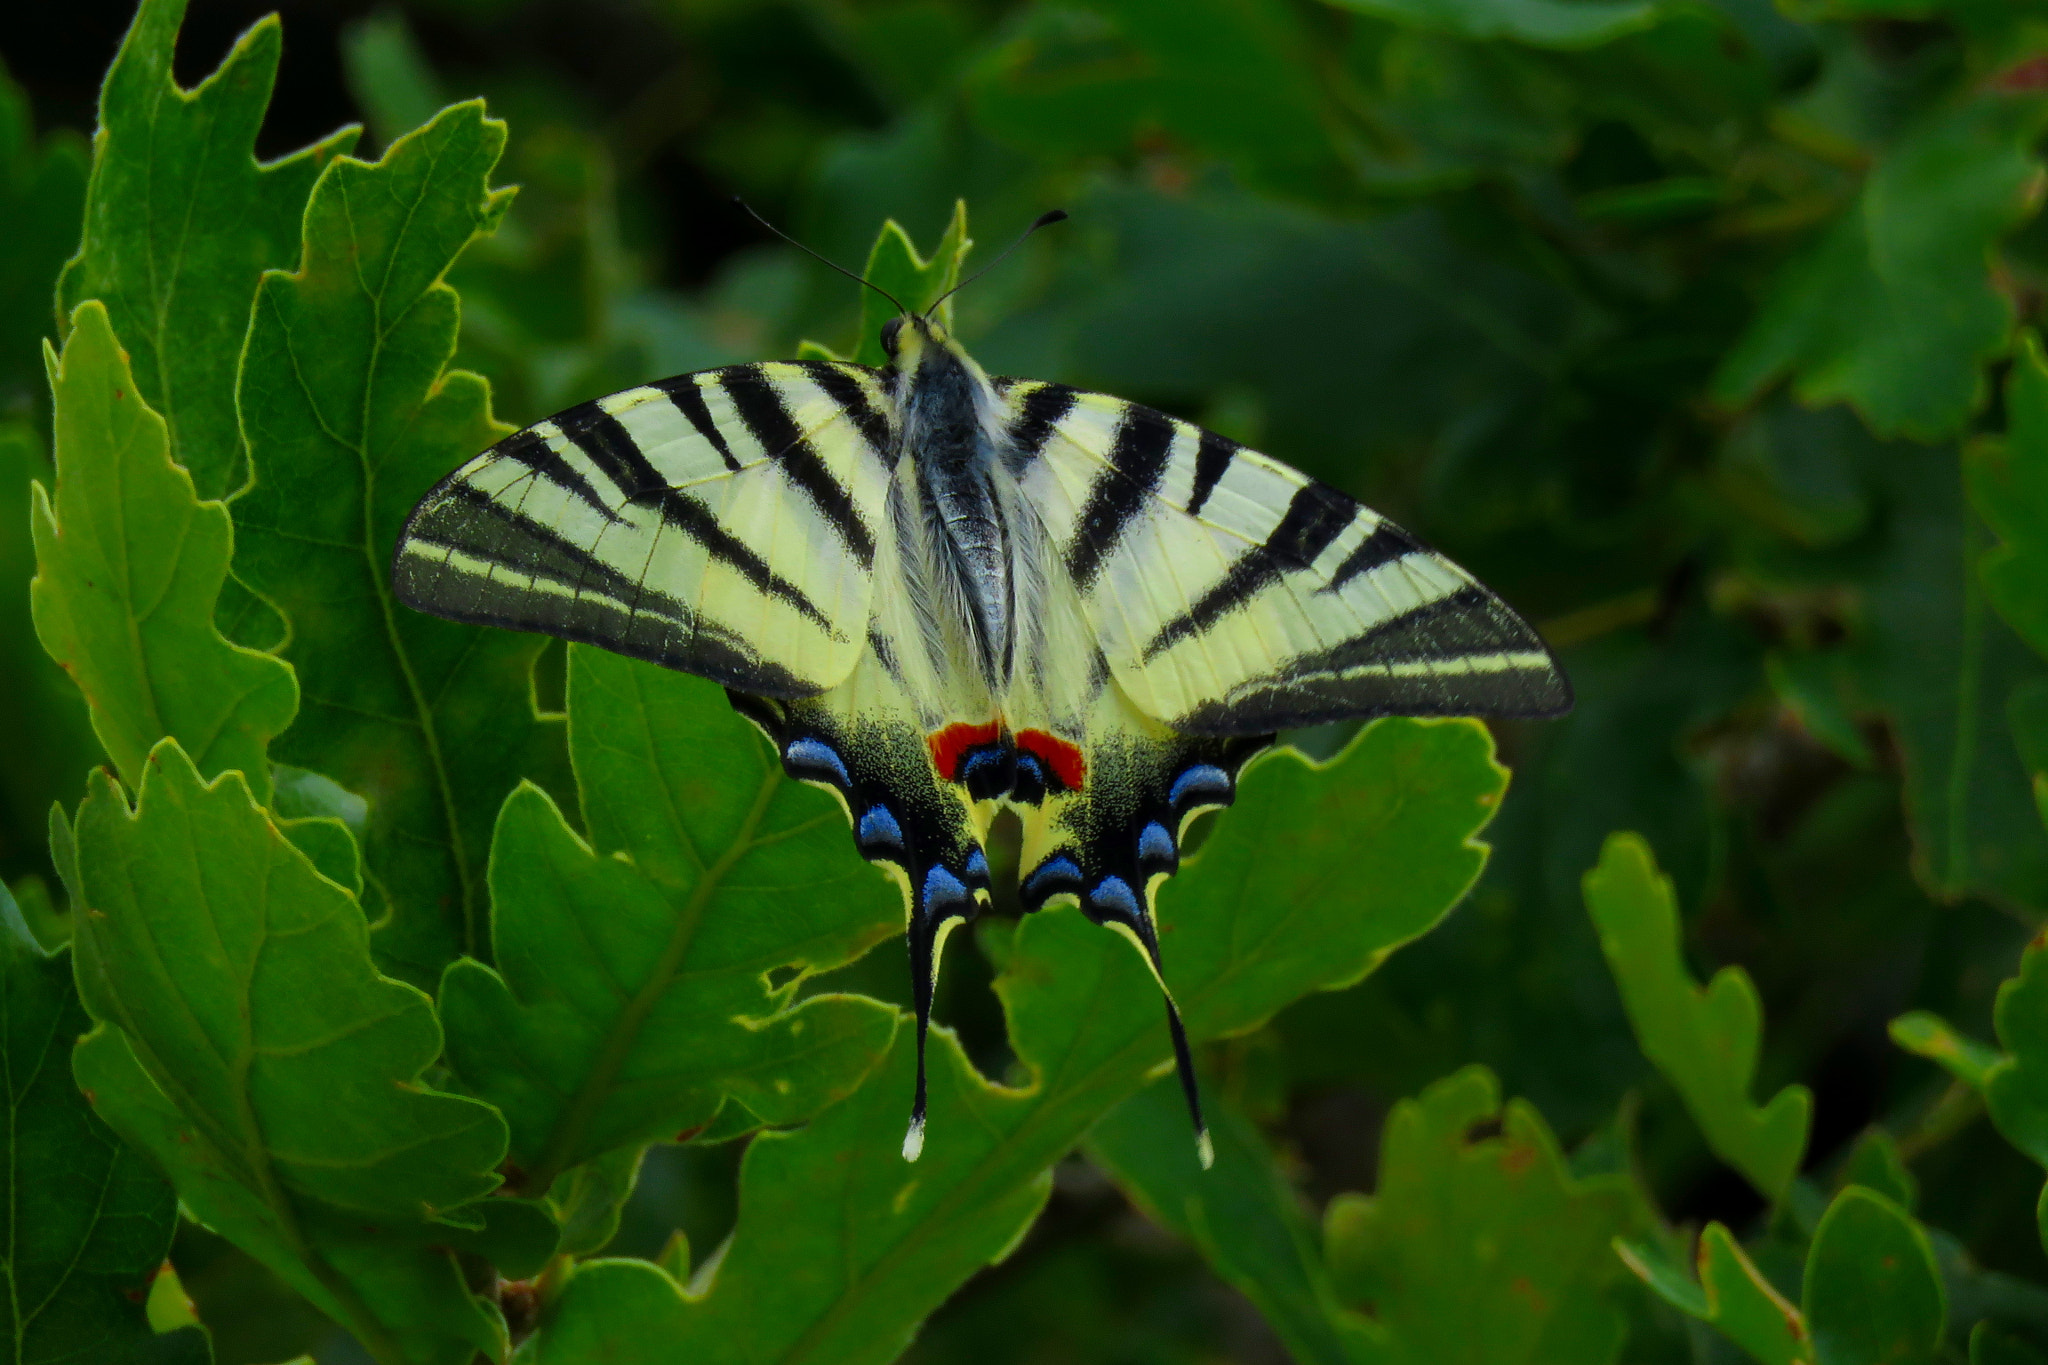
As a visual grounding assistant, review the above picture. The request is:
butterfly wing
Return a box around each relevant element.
[1002,382,1571,735]
[394,360,896,697]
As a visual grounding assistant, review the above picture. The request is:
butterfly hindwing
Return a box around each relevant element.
[394,361,896,697]
[999,381,1572,735]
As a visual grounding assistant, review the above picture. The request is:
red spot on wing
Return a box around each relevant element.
[928,721,1002,782]
[1017,729,1087,791]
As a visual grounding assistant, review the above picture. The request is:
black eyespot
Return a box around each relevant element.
[881,316,905,359]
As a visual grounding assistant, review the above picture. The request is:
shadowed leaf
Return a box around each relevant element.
[1087,1077,1379,1365]
[1969,330,2048,663]
[1715,98,2048,440]
[0,883,210,1365]
[55,0,358,500]
[1804,1188,1945,1365]
[1324,1066,1639,1365]
[1619,1224,1815,1365]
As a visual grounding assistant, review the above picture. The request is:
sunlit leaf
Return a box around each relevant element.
[1584,831,1811,1200]
[521,718,1507,1363]
[68,739,511,1365]
[30,302,296,803]
[440,647,899,1191]
[231,101,568,984]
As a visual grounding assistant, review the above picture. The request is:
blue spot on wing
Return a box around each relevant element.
[921,864,973,917]
[1087,876,1142,922]
[1138,822,1176,866]
[858,804,904,851]
[785,737,851,788]
[1169,763,1231,809]
[965,846,989,881]
[1023,856,1083,903]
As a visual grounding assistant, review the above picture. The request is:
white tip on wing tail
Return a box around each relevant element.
[1000,381,1570,736]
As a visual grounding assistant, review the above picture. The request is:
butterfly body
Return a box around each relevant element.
[394,312,1569,1165]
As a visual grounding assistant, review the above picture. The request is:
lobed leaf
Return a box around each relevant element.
[0,882,209,1365]
[856,201,969,366]
[1619,1225,1814,1365]
[1324,1066,1640,1365]
[30,301,297,803]
[440,647,900,1191]
[231,100,568,984]
[1715,97,2048,441]
[67,738,512,1365]
[1969,330,2048,664]
[55,0,358,500]
[1584,831,1812,1201]
[521,718,1508,1363]
[1087,1077,1379,1365]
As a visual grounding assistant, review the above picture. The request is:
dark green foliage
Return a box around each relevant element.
[7,0,2048,1359]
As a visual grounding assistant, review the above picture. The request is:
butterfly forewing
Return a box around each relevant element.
[393,361,896,698]
[999,380,1571,734]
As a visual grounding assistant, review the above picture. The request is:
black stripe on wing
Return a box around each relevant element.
[1003,382,1078,473]
[654,375,744,472]
[1183,429,1238,518]
[721,368,878,569]
[557,404,839,632]
[1173,585,1573,733]
[800,361,895,462]
[1141,482,1359,661]
[1067,404,1176,591]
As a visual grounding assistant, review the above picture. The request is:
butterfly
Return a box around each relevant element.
[392,230,1570,1167]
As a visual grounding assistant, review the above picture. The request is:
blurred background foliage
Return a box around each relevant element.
[8,0,2048,1359]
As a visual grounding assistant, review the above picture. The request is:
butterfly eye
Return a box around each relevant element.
[880,316,905,359]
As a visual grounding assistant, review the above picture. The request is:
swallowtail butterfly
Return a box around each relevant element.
[393,224,1570,1167]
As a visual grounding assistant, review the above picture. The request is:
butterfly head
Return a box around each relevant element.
[879,313,956,372]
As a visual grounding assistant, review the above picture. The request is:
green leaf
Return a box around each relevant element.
[0,54,86,414]
[1584,831,1812,1201]
[1889,1010,2003,1089]
[852,202,969,366]
[1086,1078,1378,1365]
[0,882,209,1365]
[67,739,511,1365]
[1969,330,2048,663]
[30,301,297,803]
[440,647,900,1191]
[1317,0,1660,49]
[1804,1187,1945,1365]
[1715,98,2048,440]
[230,100,567,983]
[1985,940,2048,1167]
[522,718,1508,1364]
[1617,1223,1815,1365]
[0,423,101,881]
[55,0,358,500]
[1323,1066,1639,1365]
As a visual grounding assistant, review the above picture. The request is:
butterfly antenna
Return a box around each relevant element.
[923,209,1068,319]
[734,197,911,317]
